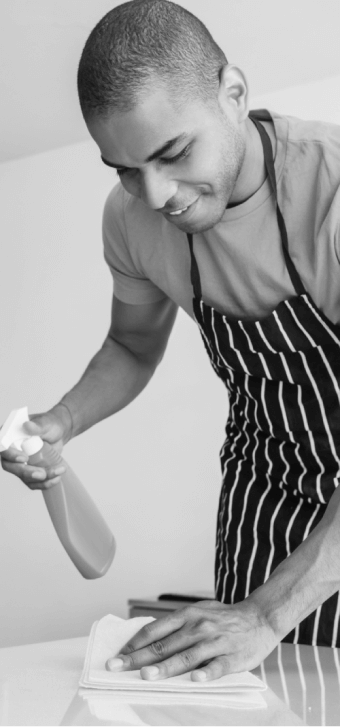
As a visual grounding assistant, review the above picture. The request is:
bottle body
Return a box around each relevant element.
[27,442,115,579]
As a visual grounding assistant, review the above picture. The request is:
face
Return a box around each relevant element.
[87,84,246,234]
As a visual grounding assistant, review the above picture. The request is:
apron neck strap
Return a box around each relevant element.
[249,111,306,296]
[187,232,202,299]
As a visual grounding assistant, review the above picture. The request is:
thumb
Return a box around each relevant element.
[23,420,42,436]
[23,413,58,440]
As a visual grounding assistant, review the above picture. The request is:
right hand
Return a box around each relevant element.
[0,404,73,491]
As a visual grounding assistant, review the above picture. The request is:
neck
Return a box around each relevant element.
[227,116,270,207]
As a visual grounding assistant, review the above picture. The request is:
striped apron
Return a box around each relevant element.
[187,109,340,647]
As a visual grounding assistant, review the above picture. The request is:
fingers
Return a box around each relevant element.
[0,445,26,462]
[107,607,219,680]
[191,655,231,682]
[140,646,201,680]
[119,610,189,656]
[23,414,63,448]
[1,454,65,490]
[105,601,276,682]
[22,420,42,436]
[107,641,219,681]
[0,410,67,489]
[106,639,174,672]
[21,411,66,451]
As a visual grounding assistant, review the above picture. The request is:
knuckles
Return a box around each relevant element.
[149,640,166,658]
[142,622,156,640]
[193,618,216,636]
[180,649,194,669]
[182,605,199,620]
[124,653,137,668]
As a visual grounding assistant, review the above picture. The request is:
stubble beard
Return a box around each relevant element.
[217,118,246,214]
[186,119,246,234]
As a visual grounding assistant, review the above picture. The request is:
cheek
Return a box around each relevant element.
[119,174,140,197]
[185,145,222,188]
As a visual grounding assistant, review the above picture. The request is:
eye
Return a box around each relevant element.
[116,167,130,177]
[115,143,191,177]
[161,144,191,166]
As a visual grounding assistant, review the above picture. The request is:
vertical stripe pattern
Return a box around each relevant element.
[192,289,340,647]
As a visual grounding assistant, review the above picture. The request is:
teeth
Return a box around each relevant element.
[169,207,188,216]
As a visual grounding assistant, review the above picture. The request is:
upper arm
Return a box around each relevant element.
[103,185,167,307]
[103,187,177,364]
[108,293,178,367]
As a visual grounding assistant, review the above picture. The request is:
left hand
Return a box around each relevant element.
[106,598,279,681]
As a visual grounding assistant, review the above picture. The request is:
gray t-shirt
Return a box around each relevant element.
[102,109,340,324]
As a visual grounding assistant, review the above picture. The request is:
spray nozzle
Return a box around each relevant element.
[0,407,43,455]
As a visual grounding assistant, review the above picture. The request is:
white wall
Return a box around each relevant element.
[0,0,340,162]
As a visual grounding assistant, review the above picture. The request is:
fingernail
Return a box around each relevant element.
[16,457,26,463]
[54,467,65,475]
[192,670,207,681]
[32,471,45,479]
[107,658,124,671]
[142,666,159,679]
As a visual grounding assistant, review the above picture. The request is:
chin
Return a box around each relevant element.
[179,211,225,234]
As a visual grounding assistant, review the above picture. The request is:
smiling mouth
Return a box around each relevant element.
[166,198,198,216]
[168,206,189,216]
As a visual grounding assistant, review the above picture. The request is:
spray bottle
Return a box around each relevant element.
[0,407,116,579]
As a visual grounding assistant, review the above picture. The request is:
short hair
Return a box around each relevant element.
[77,0,228,121]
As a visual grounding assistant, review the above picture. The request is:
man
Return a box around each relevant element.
[2,0,340,682]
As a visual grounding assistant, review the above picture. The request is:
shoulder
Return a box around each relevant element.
[102,182,172,272]
[270,110,340,238]
[272,110,340,186]
[103,182,163,234]
[271,108,340,147]
[103,182,127,230]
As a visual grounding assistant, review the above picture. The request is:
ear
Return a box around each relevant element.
[217,64,249,122]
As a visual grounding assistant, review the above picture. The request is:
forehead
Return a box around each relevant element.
[87,87,214,164]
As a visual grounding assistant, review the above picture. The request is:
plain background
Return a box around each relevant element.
[0,0,340,648]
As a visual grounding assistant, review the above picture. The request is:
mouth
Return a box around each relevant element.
[164,197,199,220]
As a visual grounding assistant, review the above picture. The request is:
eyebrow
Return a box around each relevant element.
[101,133,189,169]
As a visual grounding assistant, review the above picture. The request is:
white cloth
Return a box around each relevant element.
[78,688,267,710]
[79,614,266,707]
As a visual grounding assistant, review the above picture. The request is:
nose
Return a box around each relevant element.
[139,169,178,210]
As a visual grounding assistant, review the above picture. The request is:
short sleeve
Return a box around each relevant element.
[102,184,167,304]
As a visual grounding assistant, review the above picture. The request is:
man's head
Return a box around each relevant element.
[78,0,251,233]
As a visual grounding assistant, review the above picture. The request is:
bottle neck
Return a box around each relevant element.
[21,436,44,456]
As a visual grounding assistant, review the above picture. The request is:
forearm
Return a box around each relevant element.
[50,335,157,441]
[249,486,340,639]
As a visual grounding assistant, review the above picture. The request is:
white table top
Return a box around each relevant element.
[0,635,339,726]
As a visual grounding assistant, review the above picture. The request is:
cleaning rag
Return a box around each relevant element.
[79,614,266,706]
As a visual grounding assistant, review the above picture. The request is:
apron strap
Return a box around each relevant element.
[187,232,202,299]
[249,111,306,296]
